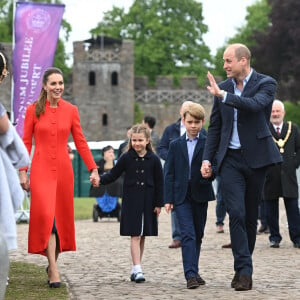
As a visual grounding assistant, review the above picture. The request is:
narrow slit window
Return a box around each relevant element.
[102,113,108,126]
[89,71,96,86]
[111,71,118,86]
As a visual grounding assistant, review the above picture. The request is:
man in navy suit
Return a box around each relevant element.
[164,102,215,289]
[201,43,282,291]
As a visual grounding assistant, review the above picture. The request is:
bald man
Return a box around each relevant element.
[201,43,282,291]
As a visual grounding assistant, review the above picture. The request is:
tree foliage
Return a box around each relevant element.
[252,0,300,102]
[284,101,300,127]
[91,0,212,85]
[0,0,71,80]
[213,0,271,79]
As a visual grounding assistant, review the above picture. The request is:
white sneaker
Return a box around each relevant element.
[134,272,145,283]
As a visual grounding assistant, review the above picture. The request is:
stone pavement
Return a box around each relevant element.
[10,201,300,300]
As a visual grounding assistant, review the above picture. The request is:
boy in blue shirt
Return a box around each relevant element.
[164,102,215,289]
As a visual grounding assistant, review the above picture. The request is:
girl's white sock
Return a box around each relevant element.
[133,264,142,274]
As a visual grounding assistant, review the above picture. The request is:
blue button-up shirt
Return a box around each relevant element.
[186,135,198,179]
[223,69,253,149]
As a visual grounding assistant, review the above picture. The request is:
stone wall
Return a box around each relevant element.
[134,76,213,137]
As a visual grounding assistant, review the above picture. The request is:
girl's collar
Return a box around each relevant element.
[129,148,151,158]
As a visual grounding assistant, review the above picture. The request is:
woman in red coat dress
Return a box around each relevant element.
[19,67,99,288]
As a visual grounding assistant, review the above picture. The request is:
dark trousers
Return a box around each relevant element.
[258,200,268,226]
[265,197,300,244]
[175,185,208,280]
[215,176,226,226]
[171,210,181,241]
[220,149,267,276]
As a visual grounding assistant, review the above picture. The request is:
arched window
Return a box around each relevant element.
[89,71,96,86]
[111,71,118,86]
[102,113,108,126]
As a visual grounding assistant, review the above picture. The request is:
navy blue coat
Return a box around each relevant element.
[157,119,181,161]
[264,122,300,199]
[203,70,282,172]
[164,132,215,206]
[100,148,163,236]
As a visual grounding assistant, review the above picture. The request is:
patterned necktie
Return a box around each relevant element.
[276,127,281,137]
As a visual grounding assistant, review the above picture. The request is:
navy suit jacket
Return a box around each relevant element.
[164,132,215,206]
[157,119,181,161]
[203,69,282,172]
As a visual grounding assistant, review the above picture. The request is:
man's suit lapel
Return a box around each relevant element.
[179,134,189,163]
[192,137,204,162]
[280,122,288,138]
[241,70,258,96]
[269,123,277,138]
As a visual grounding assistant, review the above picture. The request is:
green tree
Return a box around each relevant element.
[252,0,300,102]
[284,101,300,127]
[0,0,71,81]
[91,0,212,85]
[213,0,271,79]
[0,0,13,42]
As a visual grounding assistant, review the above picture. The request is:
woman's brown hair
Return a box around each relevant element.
[35,67,63,118]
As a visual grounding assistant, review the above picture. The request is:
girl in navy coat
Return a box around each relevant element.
[100,124,164,283]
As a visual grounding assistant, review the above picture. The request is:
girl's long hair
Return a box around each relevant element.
[35,67,63,118]
[128,124,154,153]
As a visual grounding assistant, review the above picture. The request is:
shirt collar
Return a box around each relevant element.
[186,133,199,141]
[273,122,283,131]
[231,68,253,88]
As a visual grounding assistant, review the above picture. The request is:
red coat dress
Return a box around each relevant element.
[22,99,96,255]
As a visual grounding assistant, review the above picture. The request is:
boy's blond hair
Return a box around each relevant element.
[182,102,205,120]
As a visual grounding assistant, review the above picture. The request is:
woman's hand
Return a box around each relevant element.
[90,168,100,187]
[19,170,30,191]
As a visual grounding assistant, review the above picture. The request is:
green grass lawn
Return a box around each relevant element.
[74,197,96,220]
[5,197,96,300]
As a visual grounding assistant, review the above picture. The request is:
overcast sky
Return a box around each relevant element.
[62,0,257,64]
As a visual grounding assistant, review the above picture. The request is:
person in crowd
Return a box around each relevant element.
[67,144,74,161]
[143,115,160,151]
[89,145,122,208]
[215,176,226,233]
[164,102,215,289]
[201,43,282,291]
[117,126,132,159]
[99,124,163,283]
[257,201,269,234]
[157,101,193,249]
[264,99,300,248]
[19,67,99,288]
[0,49,30,298]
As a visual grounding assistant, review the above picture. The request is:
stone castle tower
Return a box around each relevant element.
[72,36,134,141]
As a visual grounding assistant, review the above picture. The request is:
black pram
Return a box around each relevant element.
[89,158,122,222]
